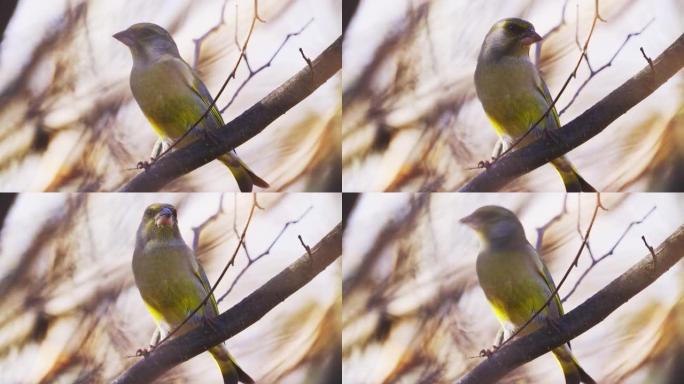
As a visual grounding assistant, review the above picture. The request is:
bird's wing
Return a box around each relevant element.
[165,58,226,130]
[188,252,220,317]
[533,74,562,130]
[527,244,564,317]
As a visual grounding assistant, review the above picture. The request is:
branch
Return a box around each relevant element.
[119,36,342,192]
[112,222,342,384]
[459,32,684,192]
[458,224,684,384]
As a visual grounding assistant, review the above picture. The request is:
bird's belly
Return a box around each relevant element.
[134,255,206,326]
[130,69,202,141]
[477,66,546,141]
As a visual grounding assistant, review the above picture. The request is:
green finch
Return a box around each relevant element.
[114,23,269,192]
[474,18,595,192]
[132,203,254,384]
[460,205,595,384]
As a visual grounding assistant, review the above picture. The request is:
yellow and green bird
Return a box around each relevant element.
[114,23,269,192]
[132,203,254,384]
[474,18,595,192]
[460,205,595,384]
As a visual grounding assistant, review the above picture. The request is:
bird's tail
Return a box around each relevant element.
[219,153,269,192]
[209,344,255,384]
[551,156,596,192]
[552,345,596,384]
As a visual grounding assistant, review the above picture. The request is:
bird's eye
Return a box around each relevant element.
[506,23,525,34]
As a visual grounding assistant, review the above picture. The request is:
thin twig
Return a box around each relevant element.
[192,194,225,252]
[640,46,654,72]
[192,0,230,70]
[535,194,569,251]
[220,18,313,113]
[558,18,654,115]
[562,205,656,302]
[217,205,313,303]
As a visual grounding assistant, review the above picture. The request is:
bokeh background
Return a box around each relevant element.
[342,0,684,191]
[0,0,341,191]
[343,193,684,383]
[0,192,341,383]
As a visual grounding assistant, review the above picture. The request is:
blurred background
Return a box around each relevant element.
[342,0,684,191]
[0,0,341,191]
[0,192,341,383]
[343,193,684,383]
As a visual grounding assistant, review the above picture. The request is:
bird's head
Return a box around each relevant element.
[460,205,527,247]
[480,18,542,59]
[114,23,180,62]
[136,203,181,245]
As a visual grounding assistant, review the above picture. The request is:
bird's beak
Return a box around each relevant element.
[520,30,543,46]
[155,207,174,227]
[459,214,478,228]
[113,29,134,46]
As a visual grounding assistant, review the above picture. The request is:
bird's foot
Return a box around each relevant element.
[543,128,561,144]
[545,317,562,333]
[479,344,499,358]
[137,159,154,171]
[198,127,223,148]
[478,159,493,169]
[135,344,156,358]
[201,315,222,335]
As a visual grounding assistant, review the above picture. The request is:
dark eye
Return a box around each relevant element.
[506,23,525,34]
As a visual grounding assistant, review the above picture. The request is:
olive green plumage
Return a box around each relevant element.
[132,204,254,384]
[114,23,269,192]
[461,205,595,384]
[474,18,595,192]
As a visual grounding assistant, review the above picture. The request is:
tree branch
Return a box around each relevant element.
[111,222,342,384]
[457,224,684,384]
[459,33,684,192]
[119,36,342,192]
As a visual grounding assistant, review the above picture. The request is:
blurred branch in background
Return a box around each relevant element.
[0,193,16,234]
[458,224,684,384]
[112,222,342,384]
[120,36,342,192]
[0,0,18,47]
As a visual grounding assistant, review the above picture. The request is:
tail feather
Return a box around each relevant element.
[219,153,269,192]
[551,156,596,192]
[210,345,255,384]
[553,345,596,384]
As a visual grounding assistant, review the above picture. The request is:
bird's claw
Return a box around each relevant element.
[479,344,499,358]
[136,344,156,358]
[478,160,493,169]
[137,160,152,171]
[543,128,561,144]
[200,128,222,147]
[202,315,221,335]
[545,317,562,332]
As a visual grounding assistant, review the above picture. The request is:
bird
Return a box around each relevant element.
[460,205,596,384]
[474,18,595,192]
[132,203,254,384]
[114,23,269,192]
